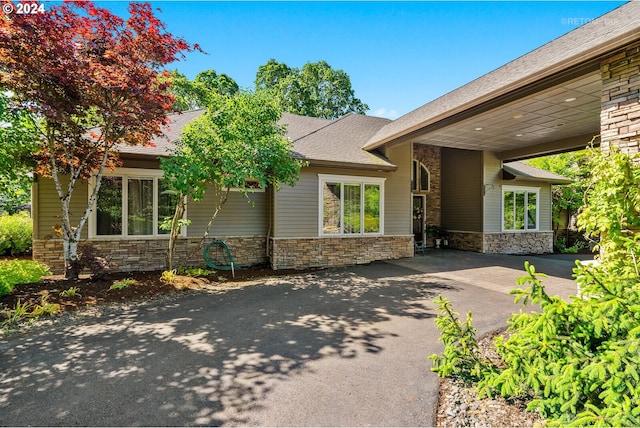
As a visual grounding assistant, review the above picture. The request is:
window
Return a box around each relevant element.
[412,160,430,192]
[502,186,539,231]
[90,169,182,238]
[319,174,385,236]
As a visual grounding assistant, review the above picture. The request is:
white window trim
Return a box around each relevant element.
[88,168,187,239]
[317,174,385,237]
[501,185,540,232]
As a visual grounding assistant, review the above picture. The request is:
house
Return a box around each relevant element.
[32,1,640,273]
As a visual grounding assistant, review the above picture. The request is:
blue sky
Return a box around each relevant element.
[100,1,624,119]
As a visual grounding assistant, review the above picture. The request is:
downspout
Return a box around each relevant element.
[266,184,272,265]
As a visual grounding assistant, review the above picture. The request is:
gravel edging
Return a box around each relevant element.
[435,331,546,427]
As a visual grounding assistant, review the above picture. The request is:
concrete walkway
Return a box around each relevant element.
[0,251,588,426]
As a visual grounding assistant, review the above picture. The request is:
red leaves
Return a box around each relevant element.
[0,0,196,176]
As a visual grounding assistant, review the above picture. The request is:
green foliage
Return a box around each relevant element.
[526,149,589,248]
[162,90,303,199]
[109,278,136,290]
[164,69,239,111]
[554,236,586,254]
[177,266,216,277]
[160,90,304,269]
[2,293,60,327]
[30,292,60,317]
[1,299,32,326]
[0,212,33,255]
[255,59,368,119]
[430,146,640,426]
[60,286,81,298]
[0,259,51,297]
[160,269,177,284]
[429,295,497,383]
[0,93,38,214]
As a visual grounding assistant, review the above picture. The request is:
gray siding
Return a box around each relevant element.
[273,169,318,238]
[483,151,552,233]
[36,177,88,240]
[187,188,267,237]
[483,151,503,233]
[383,144,411,235]
[273,166,399,238]
[441,148,483,232]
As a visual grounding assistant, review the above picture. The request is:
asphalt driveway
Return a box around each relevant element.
[0,250,587,426]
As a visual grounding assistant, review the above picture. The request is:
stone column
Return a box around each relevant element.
[600,41,640,154]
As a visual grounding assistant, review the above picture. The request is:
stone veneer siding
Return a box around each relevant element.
[33,236,267,274]
[413,145,441,227]
[269,235,414,270]
[600,41,640,155]
[482,232,553,254]
[446,231,483,252]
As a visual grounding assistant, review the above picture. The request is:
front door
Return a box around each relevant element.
[412,194,426,244]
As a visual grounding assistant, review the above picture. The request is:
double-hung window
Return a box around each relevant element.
[502,186,539,231]
[319,174,384,236]
[89,168,182,238]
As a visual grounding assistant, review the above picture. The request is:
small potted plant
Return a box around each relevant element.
[426,225,444,248]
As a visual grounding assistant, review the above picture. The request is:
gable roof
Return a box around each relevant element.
[284,113,397,171]
[502,161,573,184]
[364,1,640,151]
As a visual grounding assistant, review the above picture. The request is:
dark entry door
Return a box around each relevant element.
[412,195,425,243]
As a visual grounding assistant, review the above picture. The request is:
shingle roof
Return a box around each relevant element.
[116,109,205,157]
[279,112,333,141]
[364,1,640,150]
[503,161,573,184]
[284,113,397,170]
[117,110,396,170]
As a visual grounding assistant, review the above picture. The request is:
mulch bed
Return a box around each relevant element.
[0,264,311,323]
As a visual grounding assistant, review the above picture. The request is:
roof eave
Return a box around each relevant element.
[363,5,640,151]
[303,158,397,172]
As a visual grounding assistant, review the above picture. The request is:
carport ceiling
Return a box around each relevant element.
[412,71,601,159]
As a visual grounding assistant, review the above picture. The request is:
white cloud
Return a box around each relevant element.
[372,108,400,120]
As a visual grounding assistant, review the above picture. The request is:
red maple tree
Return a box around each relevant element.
[0,0,197,278]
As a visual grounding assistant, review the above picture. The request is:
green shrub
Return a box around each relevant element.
[109,278,136,290]
[0,212,33,255]
[177,266,216,277]
[0,259,51,296]
[430,147,640,426]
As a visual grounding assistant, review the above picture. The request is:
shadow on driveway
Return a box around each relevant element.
[1,262,459,426]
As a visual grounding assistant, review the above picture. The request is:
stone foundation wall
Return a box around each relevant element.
[269,235,414,270]
[482,232,553,254]
[447,231,484,252]
[33,236,267,274]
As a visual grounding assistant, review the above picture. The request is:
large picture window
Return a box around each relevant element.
[502,186,539,231]
[319,174,385,236]
[90,169,181,238]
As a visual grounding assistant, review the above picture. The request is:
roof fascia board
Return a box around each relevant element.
[502,166,574,185]
[305,159,397,172]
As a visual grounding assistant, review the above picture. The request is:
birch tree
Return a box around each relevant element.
[0,1,195,278]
